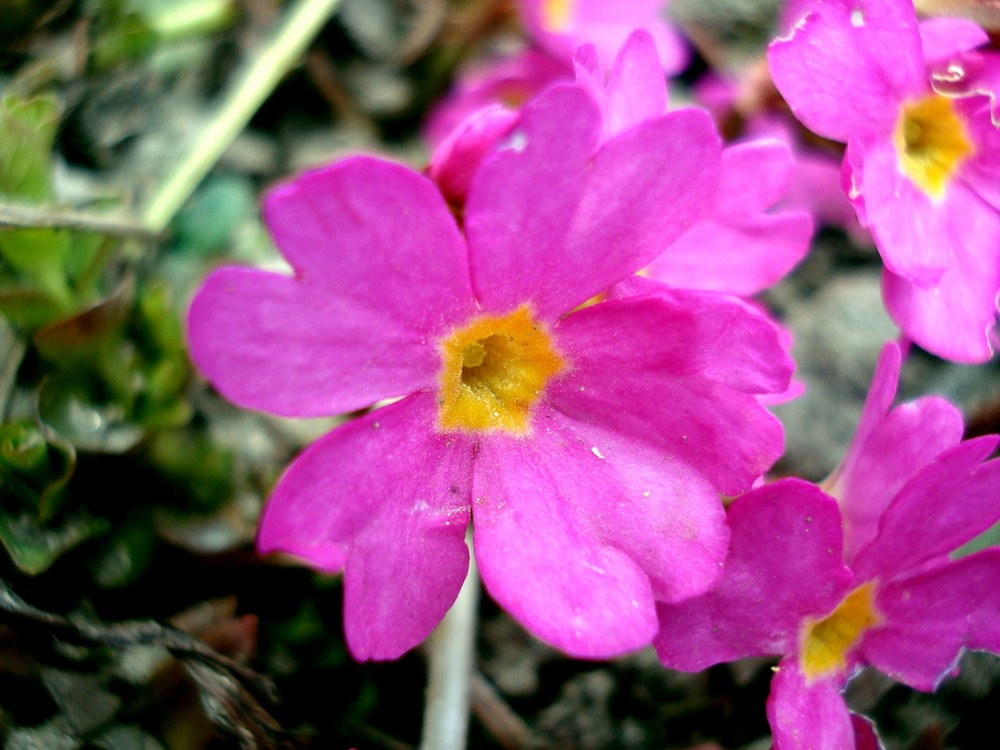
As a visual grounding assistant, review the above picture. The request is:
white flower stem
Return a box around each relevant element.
[420,540,480,750]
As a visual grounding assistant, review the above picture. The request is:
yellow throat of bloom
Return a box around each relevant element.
[893,93,973,200]
[800,582,881,681]
[542,0,574,31]
[437,305,565,434]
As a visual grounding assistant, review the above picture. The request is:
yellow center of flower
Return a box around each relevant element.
[893,94,973,200]
[437,305,565,434]
[800,582,881,681]
[541,0,573,31]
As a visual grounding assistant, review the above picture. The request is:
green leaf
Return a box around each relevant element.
[0,420,74,521]
[0,420,50,474]
[0,94,59,202]
[0,316,26,414]
[0,509,109,575]
[0,284,71,328]
[89,516,157,588]
[0,228,73,309]
[38,378,145,454]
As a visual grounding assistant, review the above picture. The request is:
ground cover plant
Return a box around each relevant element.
[2,1,1000,748]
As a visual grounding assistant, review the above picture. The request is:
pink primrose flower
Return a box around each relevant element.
[653,342,1000,748]
[188,81,794,661]
[517,0,688,75]
[576,30,813,297]
[769,0,1000,362]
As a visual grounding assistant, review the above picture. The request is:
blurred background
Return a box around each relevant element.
[1,1,1000,747]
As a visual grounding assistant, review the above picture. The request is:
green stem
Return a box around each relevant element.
[141,0,342,233]
[0,202,159,241]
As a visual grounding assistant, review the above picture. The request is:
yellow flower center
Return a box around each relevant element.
[893,94,973,200]
[800,582,881,681]
[541,0,573,31]
[437,305,565,434]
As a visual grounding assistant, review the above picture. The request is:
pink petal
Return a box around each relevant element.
[549,292,790,495]
[919,18,989,66]
[428,104,519,206]
[257,394,473,660]
[767,657,855,750]
[854,135,953,287]
[423,48,572,150]
[718,139,798,215]
[545,403,729,602]
[189,267,443,417]
[573,29,667,141]
[465,84,720,320]
[860,549,1000,690]
[192,158,478,416]
[956,93,1000,213]
[472,418,661,658]
[654,480,850,671]
[852,714,885,750]
[852,435,1000,581]
[262,157,475,314]
[828,343,964,562]
[519,0,689,75]
[932,49,1000,125]
[768,0,923,143]
[646,139,812,295]
[881,187,1000,364]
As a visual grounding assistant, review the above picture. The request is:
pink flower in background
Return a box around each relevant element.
[576,30,812,297]
[423,48,571,151]
[769,0,1000,362]
[654,342,1000,748]
[188,82,793,661]
[694,72,866,243]
[518,0,688,75]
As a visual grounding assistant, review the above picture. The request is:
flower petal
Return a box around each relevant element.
[855,135,956,287]
[860,549,1000,690]
[768,0,923,143]
[190,267,444,416]
[852,435,1000,581]
[881,194,1000,364]
[550,290,790,494]
[654,480,850,671]
[645,139,812,295]
[919,18,989,66]
[520,0,688,74]
[261,155,476,326]
[465,84,720,320]
[542,404,729,603]
[472,419,659,658]
[828,343,964,562]
[258,394,473,660]
[574,29,667,141]
[767,657,855,750]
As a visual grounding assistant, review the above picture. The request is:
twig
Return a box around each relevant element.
[420,539,480,750]
[141,0,342,233]
[0,201,161,241]
[470,671,533,750]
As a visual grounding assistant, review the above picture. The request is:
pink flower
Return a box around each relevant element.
[423,48,572,151]
[694,72,867,243]
[188,82,793,660]
[576,30,812,297]
[654,342,1000,748]
[769,0,1000,362]
[517,0,688,75]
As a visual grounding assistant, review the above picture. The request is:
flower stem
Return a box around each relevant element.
[420,540,479,750]
[141,0,341,233]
